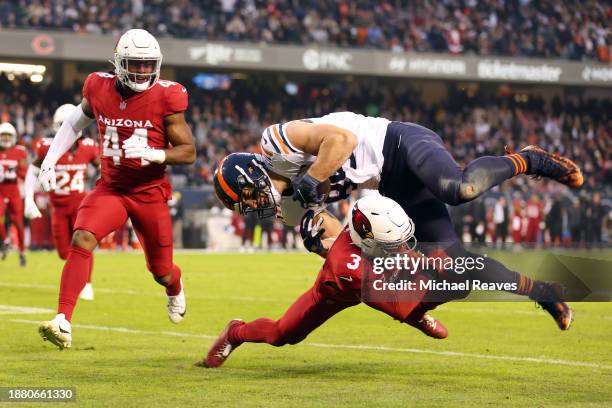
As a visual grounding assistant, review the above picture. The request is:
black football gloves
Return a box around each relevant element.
[292,172,324,209]
[300,210,326,256]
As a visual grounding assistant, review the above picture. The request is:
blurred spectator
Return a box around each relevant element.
[0,71,609,249]
[546,193,563,245]
[586,191,606,248]
[493,196,508,248]
[0,0,609,61]
[567,198,583,247]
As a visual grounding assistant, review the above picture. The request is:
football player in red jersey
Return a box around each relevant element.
[0,122,28,267]
[200,195,444,368]
[24,104,100,301]
[38,29,196,350]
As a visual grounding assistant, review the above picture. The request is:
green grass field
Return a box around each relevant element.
[0,250,611,407]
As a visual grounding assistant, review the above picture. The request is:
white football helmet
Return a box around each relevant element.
[349,195,416,257]
[53,103,78,133]
[0,122,17,149]
[112,29,162,92]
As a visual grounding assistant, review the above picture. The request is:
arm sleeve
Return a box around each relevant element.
[24,164,40,201]
[42,104,93,166]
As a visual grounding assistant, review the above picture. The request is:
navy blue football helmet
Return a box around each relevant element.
[213,153,278,218]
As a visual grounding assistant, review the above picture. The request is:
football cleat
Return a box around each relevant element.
[167,279,186,324]
[19,253,26,267]
[531,282,573,330]
[79,283,95,301]
[405,313,448,339]
[198,319,245,368]
[505,145,583,188]
[39,313,72,350]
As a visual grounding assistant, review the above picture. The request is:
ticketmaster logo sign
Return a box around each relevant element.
[477,59,562,82]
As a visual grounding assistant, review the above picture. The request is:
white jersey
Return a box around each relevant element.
[260,112,389,204]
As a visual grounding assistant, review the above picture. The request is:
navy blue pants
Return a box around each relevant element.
[379,122,521,295]
[379,121,514,243]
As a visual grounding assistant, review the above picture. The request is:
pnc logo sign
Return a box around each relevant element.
[302,49,352,71]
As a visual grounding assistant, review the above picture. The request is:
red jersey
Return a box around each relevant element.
[316,228,429,318]
[0,145,27,193]
[82,72,188,193]
[35,137,98,206]
[315,228,365,302]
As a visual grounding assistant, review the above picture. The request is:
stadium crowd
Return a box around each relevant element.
[0,73,609,247]
[0,0,610,62]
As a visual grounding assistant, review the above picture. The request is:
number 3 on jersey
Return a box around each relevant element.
[346,254,361,270]
[102,126,149,166]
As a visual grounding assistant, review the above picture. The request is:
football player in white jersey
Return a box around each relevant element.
[215,111,581,331]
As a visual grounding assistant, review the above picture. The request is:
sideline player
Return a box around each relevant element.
[214,111,580,330]
[24,104,100,300]
[38,29,196,350]
[0,122,28,266]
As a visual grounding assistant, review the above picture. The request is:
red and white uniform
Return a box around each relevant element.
[35,137,98,259]
[85,72,185,194]
[0,145,27,251]
[74,72,187,276]
[228,229,428,347]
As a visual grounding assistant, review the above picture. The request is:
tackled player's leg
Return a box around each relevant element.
[392,195,572,330]
[379,121,582,207]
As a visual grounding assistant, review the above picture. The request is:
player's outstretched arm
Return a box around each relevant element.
[38,99,94,191]
[24,156,43,219]
[162,112,196,165]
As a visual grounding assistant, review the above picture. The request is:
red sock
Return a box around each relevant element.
[165,264,182,296]
[0,221,5,242]
[229,318,281,345]
[87,256,94,283]
[58,245,93,321]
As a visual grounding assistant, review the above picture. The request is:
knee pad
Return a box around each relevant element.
[71,230,97,248]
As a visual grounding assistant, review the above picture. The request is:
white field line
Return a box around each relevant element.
[0,282,278,303]
[1,282,610,318]
[0,305,54,315]
[8,318,611,370]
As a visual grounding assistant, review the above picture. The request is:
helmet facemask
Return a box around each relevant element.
[235,161,279,219]
[113,56,162,92]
